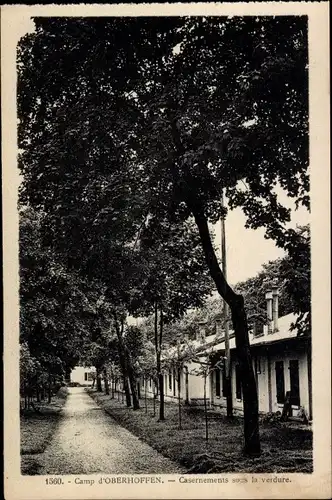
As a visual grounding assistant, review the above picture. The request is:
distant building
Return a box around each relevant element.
[70,366,96,385]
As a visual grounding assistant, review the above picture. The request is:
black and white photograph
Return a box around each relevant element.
[2,3,330,499]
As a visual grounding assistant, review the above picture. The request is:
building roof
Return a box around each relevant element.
[162,312,309,363]
[203,312,308,353]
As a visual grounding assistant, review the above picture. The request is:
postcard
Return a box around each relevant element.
[2,2,331,499]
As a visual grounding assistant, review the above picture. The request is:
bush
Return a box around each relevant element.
[57,386,69,399]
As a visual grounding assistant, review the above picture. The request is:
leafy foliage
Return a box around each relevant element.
[19,207,111,391]
[17,17,309,452]
[129,218,215,322]
[235,224,310,334]
[18,16,308,256]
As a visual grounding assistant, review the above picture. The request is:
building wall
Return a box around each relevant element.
[209,362,247,414]
[163,367,187,402]
[269,348,309,417]
[140,365,201,404]
[255,355,270,413]
[185,361,210,403]
[136,339,310,419]
[70,366,95,385]
[140,376,156,397]
[140,361,213,405]
[209,342,310,417]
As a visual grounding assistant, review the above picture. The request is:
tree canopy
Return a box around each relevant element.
[19,207,116,392]
[18,16,308,251]
[17,16,309,454]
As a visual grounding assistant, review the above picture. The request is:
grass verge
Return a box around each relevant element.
[20,386,68,475]
[87,388,313,473]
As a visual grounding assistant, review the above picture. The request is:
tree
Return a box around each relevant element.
[279,225,310,335]
[235,224,310,335]
[20,342,41,408]
[79,324,111,393]
[18,16,308,455]
[129,218,215,420]
[181,337,224,441]
[134,337,156,413]
[19,208,90,398]
[123,324,152,410]
[133,17,307,454]
[19,207,120,403]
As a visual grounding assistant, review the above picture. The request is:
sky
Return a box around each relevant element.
[15,16,310,286]
[213,191,309,285]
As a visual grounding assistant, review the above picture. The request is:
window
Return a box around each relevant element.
[173,368,176,396]
[169,371,172,390]
[289,360,300,406]
[215,370,221,397]
[149,378,152,388]
[275,361,285,404]
[235,365,242,400]
[84,373,88,381]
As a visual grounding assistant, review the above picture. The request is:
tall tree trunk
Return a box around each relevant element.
[111,374,115,399]
[221,191,234,419]
[153,381,156,417]
[96,367,103,392]
[124,344,140,410]
[158,372,165,421]
[123,376,131,407]
[48,372,52,403]
[154,301,165,421]
[120,377,127,404]
[113,313,132,407]
[177,365,182,430]
[65,366,71,384]
[126,361,140,410]
[225,372,233,419]
[223,304,233,419]
[191,205,260,456]
[103,367,110,395]
[110,374,113,398]
[204,374,208,441]
[36,382,40,403]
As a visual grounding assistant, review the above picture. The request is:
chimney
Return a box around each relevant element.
[265,290,273,334]
[272,287,279,332]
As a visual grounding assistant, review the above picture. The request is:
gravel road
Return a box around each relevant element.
[38,387,186,474]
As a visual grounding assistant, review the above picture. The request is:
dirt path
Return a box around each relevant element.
[37,387,185,474]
